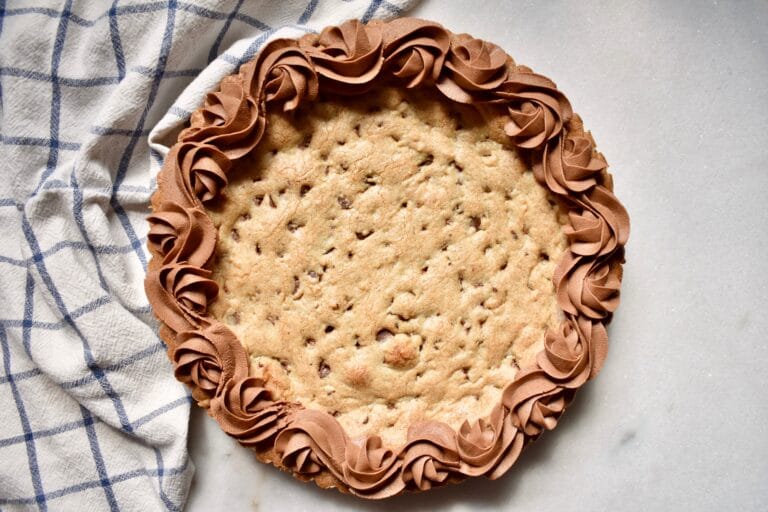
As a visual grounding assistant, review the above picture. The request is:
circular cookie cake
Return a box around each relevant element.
[145,18,629,499]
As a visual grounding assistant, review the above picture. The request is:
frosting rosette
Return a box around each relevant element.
[565,207,616,257]
[456,404,524,478]
[147,201,217,266]
[210,377,287,444]
[343,436,404,498]
[247,39,319,112]
[193,76,244,128]
[436,33,508,103]
[382,17,450,88]
[144,263,218,333]
[401,421,460,490]
[180,143,231,203]
[502,370,572,437]
[566,184,630,257]
[302,20,383,93]
[181,75,249,140]
[497,67,573,149]
[534,119,608,195]
[300,19,383,93]
[157,142,233,207]
[555,254,623,320]
[274,409,348,480]
[163,264,218,314]
[172,324,249,401]
[537,317,608,389]
[180,74,265,160]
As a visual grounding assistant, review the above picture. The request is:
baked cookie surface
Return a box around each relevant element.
[207,86,567,448]
[145,17,629,499]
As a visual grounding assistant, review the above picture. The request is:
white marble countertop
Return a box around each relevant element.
[187,1,768,510]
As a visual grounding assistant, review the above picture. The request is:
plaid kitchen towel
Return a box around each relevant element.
[0,0,416,510]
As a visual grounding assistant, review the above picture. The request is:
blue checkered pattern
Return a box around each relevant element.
[0,0,416,509]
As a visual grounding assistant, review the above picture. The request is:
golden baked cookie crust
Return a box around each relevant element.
[206,86,568,448]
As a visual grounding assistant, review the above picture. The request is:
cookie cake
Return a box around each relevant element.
[145,17,629,499]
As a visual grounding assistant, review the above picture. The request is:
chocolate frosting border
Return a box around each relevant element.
[145,17,629,499]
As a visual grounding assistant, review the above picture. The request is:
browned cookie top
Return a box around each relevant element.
[207,86,567,447]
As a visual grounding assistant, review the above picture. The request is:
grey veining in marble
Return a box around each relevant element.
[186,1,768,510]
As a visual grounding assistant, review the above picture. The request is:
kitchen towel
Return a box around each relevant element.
[0,1,416,510]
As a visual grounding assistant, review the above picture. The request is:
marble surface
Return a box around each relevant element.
[186,1,768,510]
